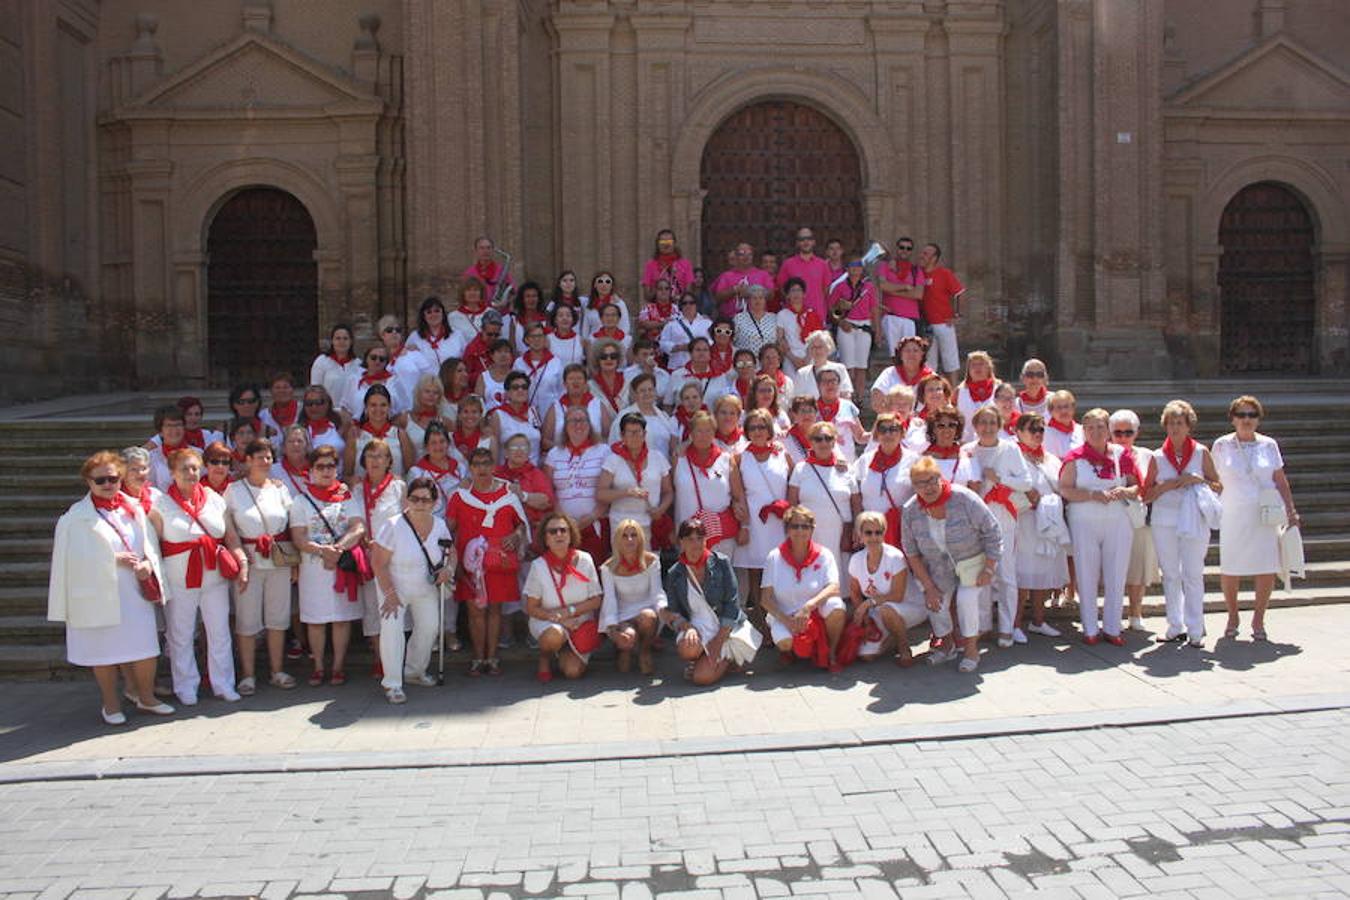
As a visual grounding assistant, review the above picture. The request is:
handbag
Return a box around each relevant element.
[300,489,371,582]
[1122,497,1148,530]
[1258,488,1285,527]
[180,504,241,582]
[94,507,163,604]
[686,456,740,545]
[954,553,987,588]
[242,480,300,567]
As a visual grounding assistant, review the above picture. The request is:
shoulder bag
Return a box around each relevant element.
[93,508,163,604]
[242,481,301,567]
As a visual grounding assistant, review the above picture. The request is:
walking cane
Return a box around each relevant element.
[437,538,454,686]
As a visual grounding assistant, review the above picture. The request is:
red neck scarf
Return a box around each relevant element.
[777,539,822,582]
[1018,440,1044,462]
[900,364,933,387]
[270,400,298,428]
[744,442,780,463]
[329,350,355,365]
[424,323,450,348]
[362,473,394,532]
[684,443,722,476]
[680,546,710,569]
[445,386,469,404]
[594,372,624,409]
[184,429,207,449]
[307,418,333,437]
[474,260,499,283]
[1162,435,1196,475]
[412,405,439,425]
[1047,417,1076,435]
[564,439,595,459]
[615,552,647,576]
[496,401,532,423]
[786,424,811,454]
[282,457,309,481]
[307,480,349,503]
[547,548,588,591]
[564,391,594,409]
[122,483,154,514]
[709,345,735,375]
[163,483,220,588]
[795,308,823,337]
[673,404,704,437]
[806,450,836,467]
[494,461,537,482]
[1019,386,1047,406]
[92,493,132,514]
[686,364,716,381]
[169,481,207,517]
[361,420,392,439]
[734,377,754,406]
[817,398,840,422]
[717,426,743,446]
[916,478,953,511]
[452,429,482,458]
[964,379,995,404]
[870,446,904,473]
[553,325,576,340]
[611,441,648,479]
[1003,410,1021,435]
[160,440,187,462]
[360,369,393,387]
[652,301,673,319]
[927,444,961,460]
[594,326,625,342]
[415,455,459,479]
[1063,442,1131,481]
[522,349,554,376]
[203,475,231,496]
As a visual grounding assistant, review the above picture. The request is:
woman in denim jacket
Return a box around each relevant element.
[663,518,761,685]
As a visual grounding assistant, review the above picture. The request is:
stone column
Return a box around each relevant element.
[866,8,928,238]
[1318,248,1349,373]
[632,13,691,279]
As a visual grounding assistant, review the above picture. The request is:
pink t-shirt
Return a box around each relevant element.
[711,267,775,318]
[776,255,832,322]
[461,261,514,306]
[828,279,877,323]
[641,257,695,296]
[922,266,965,325]
[877,261,924,320]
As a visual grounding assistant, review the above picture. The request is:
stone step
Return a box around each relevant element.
[0,537,54,559]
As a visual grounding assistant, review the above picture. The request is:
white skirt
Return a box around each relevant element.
[66,568,160,666]
[298,558,363,624]
[1219,500,1280,576]
[1014,512,1068,590]
[734,516,786,570]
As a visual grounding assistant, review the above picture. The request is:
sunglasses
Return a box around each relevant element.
[810,435,835,443]
[796,235,813,242]
[934,422,959,429]
[595,277,613,285]
[911,477,940,488]
[896,244,914,251]
[787,522,813,530]
[313,463,338,471]
[304,399,329,407]
[876,425,902,434]
[382,326,403,334]
[207,459,231,467]
[1025,426,1045,434]
[1024,371,1046,378]
[713,328,733,336]
[369,354,389,363]
[861,529,884,537]
[90,474,122,486]
[1112,429,1136,437]
[1233,411,1260,419]
[407,495,435,504]
[746,423,769,432]
[546,526,570,535]
[598,353,620,361]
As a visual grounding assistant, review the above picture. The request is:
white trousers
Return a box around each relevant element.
[950,585,984,640]
[882,315,916,356]
[165,582,234,700]
[981,510,1017,635]
[1070,508,1133,637]
[925,322,961,372]
[1153,523,1208,640]
[379,593,441,689]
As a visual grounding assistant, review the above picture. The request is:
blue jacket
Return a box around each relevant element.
[663,551,743,628]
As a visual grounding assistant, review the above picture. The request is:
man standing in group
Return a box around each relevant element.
[711,242,775,319]
[775,227,832,323]
[462,236,514,312]
[918,242,966,384]
[876,236,925,356]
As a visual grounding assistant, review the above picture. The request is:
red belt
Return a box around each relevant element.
[160,536,219,588]
[241,531,290,555]
[984,484,1018,521]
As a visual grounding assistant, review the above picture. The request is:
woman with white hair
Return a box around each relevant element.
[792,330,851,400]
[1015,358,1051,419]
[1144,400,1222,647]
[374,313,431,414]
[1110,408,1157,632]
[732,284,778,357]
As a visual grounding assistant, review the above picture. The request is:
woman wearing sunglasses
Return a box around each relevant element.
[525,512,602,683]
[848,510,913,667]
[299,385,346,473]
[488,371,543,465]
[760,505,846,671]
[786,422,862,575]
[50,452,172,724]
[373,313,430,416]
[1110,409,1157,633]
[588,338,628,419]
[580,271,631,341]
[921,406,979,490]
[1011,413,1067,641]
[370,476,454,703]
[587,303,632,364]
[1212,395,1297,642]
[1015,358,1052,419]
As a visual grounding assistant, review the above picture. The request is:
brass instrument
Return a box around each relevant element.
[490,246,514,310]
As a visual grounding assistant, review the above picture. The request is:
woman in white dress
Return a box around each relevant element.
[921,406,979,488]
[343,384,415,478]
[544,405,611,560]
[517,320,564,415]
[406,422,465,520]
[1212,395,1299,641]
[1011,414,1066,640]
[524,512,603,683]
[664,518,760,685]
[956,351,1000,444]
[781,395,819,467]
[597,412,673,545]
[341,344,399,420]
[761,505,847,671]
[786,422,862,577]
[853,412,916,548]
[1110,409,1157,632]
[49,452,172,724]
[310,323,360,407]
[489,371,544,465]
[599,520,666,675]
[730,408,792,616]
[848,511,913,666]
[1043,390,1084,460]
[371,476,454,704]
[349,439,408,677]
[225,439,298,694]
[606,373,678,462]
[260,372,302,440]
[547,304,586,368]
[151,447,248,705]
[792,330,852,401]
[1143,400,1222,647]
[1015,358,1051,419]
[288,445,366,686]
[673,411,741,560]
[1059,408,1140,645]
[964,406,1033,645]
[712,394,748,453]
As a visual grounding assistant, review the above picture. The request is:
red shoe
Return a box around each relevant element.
[330,670,347,686]
[536,668,553,684]
[1081,634,1101,646]
[828,660,843,674]
[308,669,325,687]
[1102,633,1125,647]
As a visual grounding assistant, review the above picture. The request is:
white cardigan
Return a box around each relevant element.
[48,496,165,629]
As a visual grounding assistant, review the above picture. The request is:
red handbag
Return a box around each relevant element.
[791,611,830,668]
[483,542,520,574]
[215,545,242,581]
[686,456,740,545]
[568,619,601,654]
[834,621,866,667]
[94,506,165,604]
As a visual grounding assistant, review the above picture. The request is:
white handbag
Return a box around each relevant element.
[1258,488,1285,527]
[1122,497,1148,530]
[954,553,987,588]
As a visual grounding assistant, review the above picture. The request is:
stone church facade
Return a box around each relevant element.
[1,0,1346,401]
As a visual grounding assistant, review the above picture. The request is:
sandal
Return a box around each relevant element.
[895,651,915,668]
[485,658,502,677]
[467,659,484,677]
[330,670,347,686]
[308,669,325,687]
[1252,628,1268,642]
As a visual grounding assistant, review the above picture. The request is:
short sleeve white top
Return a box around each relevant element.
[224,479,294,571]
[545,445,610,521]
[523,551,602,610]
[601,449,670,528]
[373,514,452,603]
[763,544,840,616]
[847,544,908,597]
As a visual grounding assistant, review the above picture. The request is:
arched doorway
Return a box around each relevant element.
[1217,182,1317,374]
[206,187,318,385]
[699,100,864,276]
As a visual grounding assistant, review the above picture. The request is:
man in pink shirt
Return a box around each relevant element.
[461,236,514,313]
[875,236,925,357]
[711,242,775,319]
[775,227,832,322]
[918,242,967,384]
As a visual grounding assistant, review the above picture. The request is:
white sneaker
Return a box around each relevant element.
[997,635,1014,649]
[236,677,256,697]
[958,657,979,673]
[1027,621,1061,638]
[385,687,407,704]
[1012,628,1028,645]
[214,689,241,703]
[1129,616,1146,631]
[404,672,438,688]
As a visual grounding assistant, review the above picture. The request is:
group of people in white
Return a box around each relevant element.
[47,231,1302,722]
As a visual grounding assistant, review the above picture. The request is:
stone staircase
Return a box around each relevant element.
[0,380,1346,679]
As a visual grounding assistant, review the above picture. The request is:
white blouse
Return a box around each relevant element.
[523,551,602,610]
[154,490,229,591]
[601,449,670,529]
[224,479,294,571]
[1212,433,1283,506]
[545,445,610,521]
[763,543,839,616]
[599,559,667,628]
[373,514,452,603]
[847,543,907,597]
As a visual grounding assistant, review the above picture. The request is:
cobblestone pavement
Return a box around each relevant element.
[0,708,1347,899]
